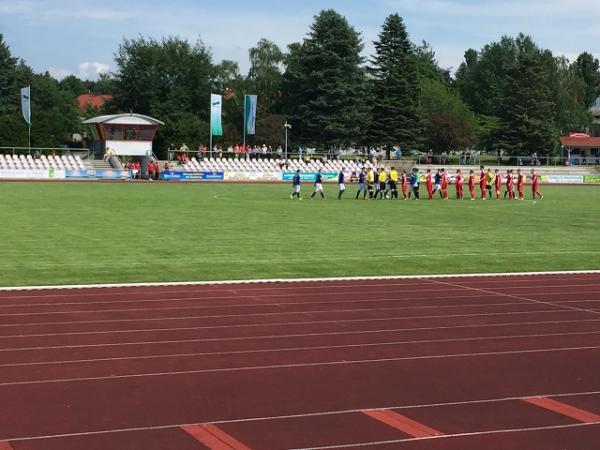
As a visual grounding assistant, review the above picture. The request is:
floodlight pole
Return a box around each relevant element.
[284,121,292,160]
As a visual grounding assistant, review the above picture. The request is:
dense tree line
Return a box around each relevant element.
[0,9,599,156]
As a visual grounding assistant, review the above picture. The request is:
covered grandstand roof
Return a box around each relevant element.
[83,113,164,126]
[560,133,600,148]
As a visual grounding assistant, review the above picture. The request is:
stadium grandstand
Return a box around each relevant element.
[0,153,86,171]
[180,156,382,175]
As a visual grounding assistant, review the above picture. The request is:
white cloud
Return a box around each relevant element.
[387,0,598,19]
[0,0,132,21]
[77,61,110,79]
[49,61,110,80]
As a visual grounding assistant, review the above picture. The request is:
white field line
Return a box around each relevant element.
[1,330,599,369]
[1,345,600,387]
[1,270,600,292]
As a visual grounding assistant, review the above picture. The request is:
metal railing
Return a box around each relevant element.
[410,155,600,167]
[0,146,93,159]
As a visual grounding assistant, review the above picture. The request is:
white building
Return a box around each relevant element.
[83,113,164,157]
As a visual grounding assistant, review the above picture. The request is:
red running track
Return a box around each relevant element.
[0,274,600,449]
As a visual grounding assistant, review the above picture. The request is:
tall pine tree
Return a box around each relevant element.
[281,10,369,149]
[500,35,558,155]
[368,14,420,150]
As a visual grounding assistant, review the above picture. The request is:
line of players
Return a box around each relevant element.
[291,166,543,201]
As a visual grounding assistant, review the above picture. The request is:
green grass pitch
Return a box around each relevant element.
[0,182,599,287]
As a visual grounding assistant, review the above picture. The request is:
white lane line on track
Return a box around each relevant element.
[0,282,444,300]
[2,275,599,302]
[1,270,600,292]
[1,345,600,387]
[430,279,600,317]
[2,284,600,310]
[2,330,600,368]
[0,307,573,329]
[0,290,509,310]
[292,423,600,449]
[0,299,537,319]
[4,389,600,442]
[1,317,598,353]
[0,313,595,341]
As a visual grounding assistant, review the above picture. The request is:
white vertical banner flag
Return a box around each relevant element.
[21,86,31,125]
[210,93,223,136]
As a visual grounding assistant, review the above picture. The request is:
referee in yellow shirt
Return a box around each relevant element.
[389,167,399,199]
[377,168,389,199]
[368,168,375,199]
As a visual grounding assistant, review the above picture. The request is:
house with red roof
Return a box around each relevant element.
[77,94,113,112]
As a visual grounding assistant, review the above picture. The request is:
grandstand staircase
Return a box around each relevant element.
[84,159,114,171]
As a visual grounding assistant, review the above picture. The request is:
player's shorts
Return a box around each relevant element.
[379,182,387,191]
[434,183,441,190]
[294,185,301,193]
[339,183,345,191]
[314,183,323,192]
[358,182,366,191]
[389,181,397,190]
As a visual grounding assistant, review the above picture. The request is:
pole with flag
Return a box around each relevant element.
[243,95,257,151]
[210,93,223,159]
[21,86,31,149]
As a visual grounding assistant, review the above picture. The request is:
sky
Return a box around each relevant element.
[1,0,599,80]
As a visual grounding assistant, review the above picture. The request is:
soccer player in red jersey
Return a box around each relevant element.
[455,169,464,200]
[479,166,487,200]
[530,169,543,200]
[468,170,476,200]
[494,169,502,199]
[401,170,409,200]
[426,169,434,200]
[441,169,449,200]
[517,169,525,200]
[505,170,515,200]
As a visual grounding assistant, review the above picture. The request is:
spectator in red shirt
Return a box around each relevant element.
[147,161,154,180]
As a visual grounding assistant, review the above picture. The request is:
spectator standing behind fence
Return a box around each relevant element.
[426,149,433,164]
[167,143,176,161]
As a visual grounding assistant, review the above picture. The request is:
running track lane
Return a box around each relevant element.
[0,273,600,449]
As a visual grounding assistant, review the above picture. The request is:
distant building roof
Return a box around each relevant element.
[82,113,164,126]
[77,94,112,111]
[560,133,600,148]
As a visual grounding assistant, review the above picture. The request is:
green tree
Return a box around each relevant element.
[281,10,369,149]
[499,35,558,155]
[248,39,284,115]
[59,75,87,97]
[420,79,479,152]
[368,14,421,150]
[414,41,450,84]
[455,36,517,119]
[554,56,592,134]
[110,36,214,153]
[574,52,600,108]
[0,33,19,115]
